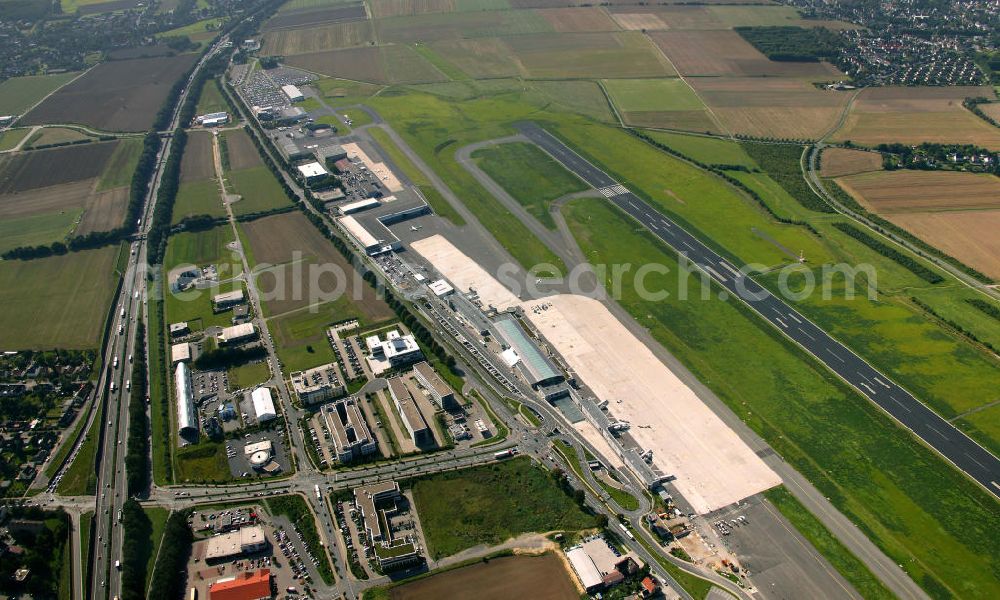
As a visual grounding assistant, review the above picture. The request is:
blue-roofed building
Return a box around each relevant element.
[493,318,563,389]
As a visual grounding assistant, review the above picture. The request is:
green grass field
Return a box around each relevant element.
[603,78,705,112]
[0,246,118,349]
[227,166,292,216]
[368,91,566,271]
[98,137,143,191]
[472,141,588,230]
[26,126,94,148]
[163,225,240,271]
[142,506,171,591]
[562,197,1000,599]
[410,458,596,559]
[642,130,757,168]
[195,79,228,116]
[80,511,93,591]
[0,72,78,115]
[156,17,225,47]
[0,210,82,255]
[0,128,31,151]
[227,360,270,390]
[57,410,101,495]
[174,440,232,483]
[765,487,894,600]
[172,179,225,223]
[367,126,464,224]
[269,299,390,372]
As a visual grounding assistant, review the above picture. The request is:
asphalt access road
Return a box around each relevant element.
[515,121,1000,501]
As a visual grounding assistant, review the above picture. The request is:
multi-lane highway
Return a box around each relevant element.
[71,38,233,600]
[515,121,1000,501]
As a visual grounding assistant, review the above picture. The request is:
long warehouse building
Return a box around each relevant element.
[175,362,197,435]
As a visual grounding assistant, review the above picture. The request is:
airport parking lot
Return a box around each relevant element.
[225,427,291,478]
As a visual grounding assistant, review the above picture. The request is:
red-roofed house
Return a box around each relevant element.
[641,575,660,597]
[209,569,272,600]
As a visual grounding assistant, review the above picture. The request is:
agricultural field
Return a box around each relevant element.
[180,131,216,182]
[471,141,587,229]
[374,9,551,44]
[507,32,675,78]
[265,1,366,30]
[286,45,447,84]
[221,129,262,171]
[535,6,617,32]
[689,77,851,139]
[819,147,883,177]
[0,245,119,349]
[25,126,96,148]
[602,77,716,131]
[171,179,225,223]
[835,169,1000,214]
[608,4,853,31]
[262,20,374,55]
[227,166,292,216]
[239,211,393,318]
[650,30,841,78]
[640,130,756,167]
[0,140,135,249]
[368,0,509,19]
[0,128,30,151]
[383,554,579,600]
[268,301,357,372]
[155,17,224,48]
[410,458,596,559]
[22,55,197,132]
[0,72,80,115]
[562,198,1000,600]
[831,86,1000,149]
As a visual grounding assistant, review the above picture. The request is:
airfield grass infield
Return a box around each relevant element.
[410,457,596,560]
[471,141,588,230]
[561,197,999,599]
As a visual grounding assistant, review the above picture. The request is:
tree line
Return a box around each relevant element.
[126,321,150,497]
[911,297,997,354]
[147,128,188,265]
[734,26,842,62]
[832,222,944,284]
[147,510,193,600]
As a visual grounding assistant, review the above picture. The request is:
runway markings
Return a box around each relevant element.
[798,328,816,341]
[776,317,788,329]
[965,453,987,470]
[992,481,1000,491]
[599,184,629,197]
[860,382,876,395]
[720,262,740,277]
[890,396,912,412]
[873,376,890,389]
[927,425,949,441]
[825,348,845,363]
[788,313,802,324]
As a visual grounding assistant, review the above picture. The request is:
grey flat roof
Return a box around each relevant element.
[493,318,561,385]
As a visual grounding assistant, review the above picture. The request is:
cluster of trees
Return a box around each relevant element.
[194,344,267,370]
[734,26,842,62]
[0,507,70,598]
[120,499,153,600]
[911,297,997,354]
[876,141,999,174]
[176,213,227,232]
[147,510,193,600]
[148,128,188,265]
[630,131,819,234]
[967,298,1000,323]
[832,222,943,284]
[824,183,993,284]
[740,142,836,213]
[125,322,150,497]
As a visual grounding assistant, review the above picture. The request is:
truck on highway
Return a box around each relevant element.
[314,484,321,499]
[113,356,118,369]
[494,448,517,460]
[115,560,121,570]
[110,382,116,393]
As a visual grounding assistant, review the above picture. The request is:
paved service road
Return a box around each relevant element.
[515,121,1000,501]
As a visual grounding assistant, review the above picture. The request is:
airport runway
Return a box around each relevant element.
[515,121,1000,501]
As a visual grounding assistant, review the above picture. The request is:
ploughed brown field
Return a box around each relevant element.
[831,86,1000,149]
[223,129,263,171]
[390,554,579,600]
[240,211,393,318]
[22,55,197,132]
[836,169,1000,279]
[180,131,216,183]
[819,147,883,177]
